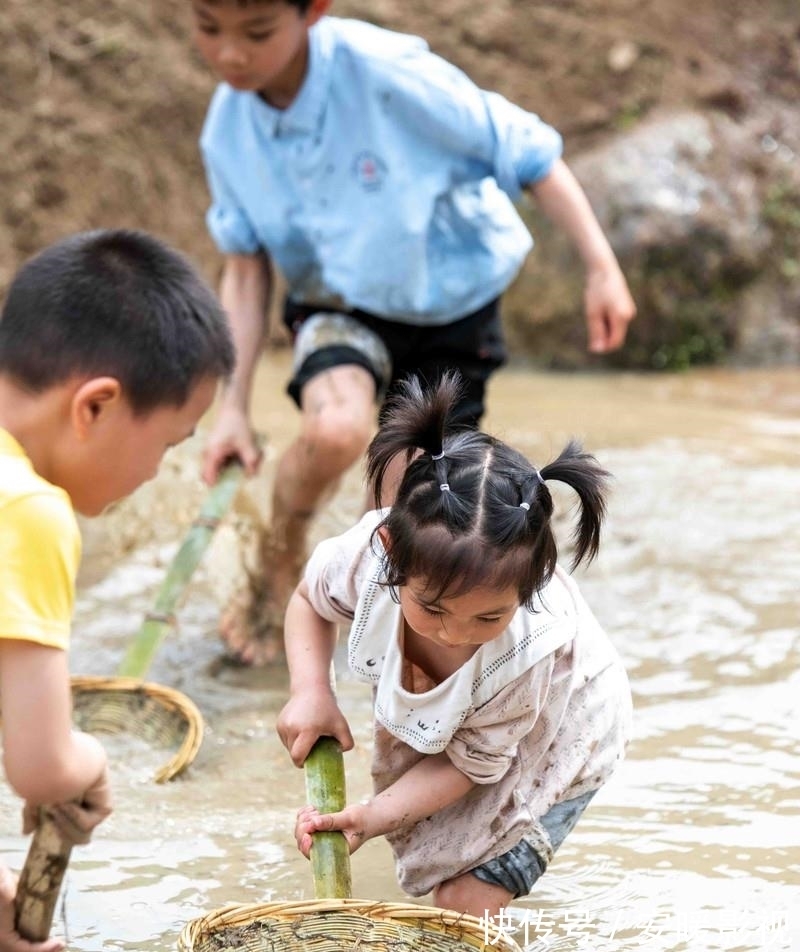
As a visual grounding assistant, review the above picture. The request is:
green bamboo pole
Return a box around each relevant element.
[304,736,353,899]
[118,464,243,678]
[14,810,72,942]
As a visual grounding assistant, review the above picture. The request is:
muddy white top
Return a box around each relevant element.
[304,509,632,894]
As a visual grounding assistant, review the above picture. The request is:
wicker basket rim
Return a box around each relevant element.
[70,675,203,782]
[179,898,522,951]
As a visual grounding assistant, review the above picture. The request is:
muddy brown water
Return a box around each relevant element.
[2,355,799,950]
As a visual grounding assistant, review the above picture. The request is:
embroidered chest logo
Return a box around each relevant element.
[352,151,388,191]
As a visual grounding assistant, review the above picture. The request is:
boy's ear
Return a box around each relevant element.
[304,0,332,28]
[70,377,123,439]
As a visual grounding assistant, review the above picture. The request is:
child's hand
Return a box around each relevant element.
[202,404,262,483]
[51,762,112,845]
[22,762,113,845]
[277,692,354,767]
[294,804,370,858]
[0,866,65,952]
[584,263,637,354]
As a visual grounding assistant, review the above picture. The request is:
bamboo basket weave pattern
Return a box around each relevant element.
[70,675,203,783]
[179,899,522,952]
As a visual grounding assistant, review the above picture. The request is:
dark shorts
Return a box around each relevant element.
[284,297,507,428]
[470,791,597,898]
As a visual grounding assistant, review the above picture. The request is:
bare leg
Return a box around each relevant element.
[220,364,376,665]
[433,871,514,920]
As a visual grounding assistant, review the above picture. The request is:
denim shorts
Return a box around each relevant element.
[284,297,506,428]
[471,791,597,897]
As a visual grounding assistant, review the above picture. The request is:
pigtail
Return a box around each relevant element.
[368,373,612,607]
[367,371,463,508]
[539,440,610,569]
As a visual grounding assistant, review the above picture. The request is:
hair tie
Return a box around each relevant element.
[519,501,530,511]
[432,451,445,460]
[534,469,545,485]
[439,483,450,492]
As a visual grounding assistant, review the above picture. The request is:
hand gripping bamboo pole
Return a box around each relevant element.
[304,736,353,899]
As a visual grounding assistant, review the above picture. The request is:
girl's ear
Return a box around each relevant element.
[376,525,392,552]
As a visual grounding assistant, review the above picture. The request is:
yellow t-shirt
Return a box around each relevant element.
[0,428,81,650]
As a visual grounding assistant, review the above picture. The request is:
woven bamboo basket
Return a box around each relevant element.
[70,674,204,783]
[178,738,522,952]
[179,899,521,952]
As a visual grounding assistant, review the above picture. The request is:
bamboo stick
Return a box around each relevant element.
[304,737,353,899]
[14,811,72,942]
[118,464,243,678]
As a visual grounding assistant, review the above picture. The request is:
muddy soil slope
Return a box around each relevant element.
[1,0,797,305]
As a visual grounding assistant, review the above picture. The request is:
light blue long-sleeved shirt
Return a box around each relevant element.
[200,17,563,325]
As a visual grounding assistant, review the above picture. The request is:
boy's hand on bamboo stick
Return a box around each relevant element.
[0,866,64,952]
[49,765,113,845]
[277,693,354,767]
[21,764,112,845]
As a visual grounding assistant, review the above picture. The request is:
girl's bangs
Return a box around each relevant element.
[405,526,532,602]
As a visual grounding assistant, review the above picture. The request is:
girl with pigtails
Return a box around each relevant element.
[277,371,632,918]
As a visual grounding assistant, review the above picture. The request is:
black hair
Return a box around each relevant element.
[199,0,314,12]
[367,372,610,610]
[0,229,234,415]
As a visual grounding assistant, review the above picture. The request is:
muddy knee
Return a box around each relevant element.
[298,404,373,475]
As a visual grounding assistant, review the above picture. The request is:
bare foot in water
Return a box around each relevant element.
[218,529,306,666]
[219,584,285,666]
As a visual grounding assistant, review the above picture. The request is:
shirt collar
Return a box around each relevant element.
[0,427,26,458]
[250,18,332,138]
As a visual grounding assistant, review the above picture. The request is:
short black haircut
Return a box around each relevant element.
[200,0,314,12]
[0,229,234,414]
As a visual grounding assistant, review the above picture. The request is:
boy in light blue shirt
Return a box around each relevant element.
[193,0,636,665]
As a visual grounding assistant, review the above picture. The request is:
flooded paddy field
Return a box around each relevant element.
[2,357,798,950]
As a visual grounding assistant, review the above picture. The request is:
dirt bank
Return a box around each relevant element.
[1,0,797,345]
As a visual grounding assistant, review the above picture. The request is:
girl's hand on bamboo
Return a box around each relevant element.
[0,866,64,952]
[277,693,354,767]
[22,764,112,845]
[295,804,369,858]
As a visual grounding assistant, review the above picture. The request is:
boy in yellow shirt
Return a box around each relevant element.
[0,229,234,951]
